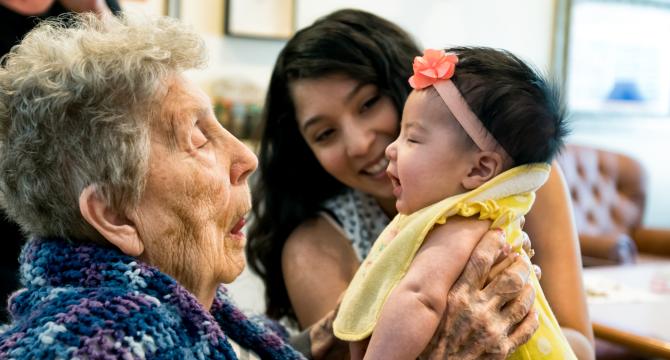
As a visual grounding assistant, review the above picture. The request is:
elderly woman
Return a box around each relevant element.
[0,13,305,359]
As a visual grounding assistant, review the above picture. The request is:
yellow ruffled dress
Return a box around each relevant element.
[333,163,576,359]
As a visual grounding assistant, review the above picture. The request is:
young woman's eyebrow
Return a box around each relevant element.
[345,82,369,102]
[301,115,325,133]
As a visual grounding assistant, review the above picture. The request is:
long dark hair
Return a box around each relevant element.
[246,9,420,321]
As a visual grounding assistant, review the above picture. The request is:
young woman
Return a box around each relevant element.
[248,9,593,358]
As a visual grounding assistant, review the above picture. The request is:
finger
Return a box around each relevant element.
[520,231,532,256]
[486,252,516,286]
[309,309,338,359]
[500,282,536,326]
[483,255,531,307]
[456,229,506,290]
[430,331,449,360]
[505,308,540,354]
[423,335,446,360]
[492,242,512,268]
[471,319,509,356]
[533,264,542,281]
[425,312,448,358]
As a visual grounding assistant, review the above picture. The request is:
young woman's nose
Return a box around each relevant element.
[344,123,374,157]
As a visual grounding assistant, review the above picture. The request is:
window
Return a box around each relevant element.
[557,0,670,115]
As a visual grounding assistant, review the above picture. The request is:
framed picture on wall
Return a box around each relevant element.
[225,0,295,40]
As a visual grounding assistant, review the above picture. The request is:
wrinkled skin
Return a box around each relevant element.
[421,231,538,359]
[309,229,539,359]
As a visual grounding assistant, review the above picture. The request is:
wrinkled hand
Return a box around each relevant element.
[504,231,541,281]
[309,302,352,360]
[420,229,539,360]
[309,307,338,359]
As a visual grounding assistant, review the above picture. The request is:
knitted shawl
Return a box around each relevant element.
[0,237,305,360]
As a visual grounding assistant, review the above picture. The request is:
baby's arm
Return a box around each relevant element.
[362,217,490,360]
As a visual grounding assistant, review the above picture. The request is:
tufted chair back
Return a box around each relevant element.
[557,144,648,265]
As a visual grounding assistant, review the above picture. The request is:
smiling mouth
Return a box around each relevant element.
[361,157,389,177]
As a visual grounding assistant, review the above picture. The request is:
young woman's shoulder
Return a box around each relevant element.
[281,215,360,327]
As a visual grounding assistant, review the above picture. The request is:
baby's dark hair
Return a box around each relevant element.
[447,46,568,165]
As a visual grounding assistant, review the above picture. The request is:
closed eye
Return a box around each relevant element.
[192,123,209,149]
[314,128,335,143]
[360,95,380,113]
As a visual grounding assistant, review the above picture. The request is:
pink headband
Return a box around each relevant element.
[408,49,512,165]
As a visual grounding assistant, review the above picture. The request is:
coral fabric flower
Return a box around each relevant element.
[408,49,459,89]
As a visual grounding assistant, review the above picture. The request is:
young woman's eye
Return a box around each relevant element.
[314,128,335,143]
[361,95,380,113]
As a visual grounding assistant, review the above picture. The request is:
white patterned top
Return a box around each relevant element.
[321,189,390,260]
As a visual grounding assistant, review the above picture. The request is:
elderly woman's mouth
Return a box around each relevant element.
[230,217,246,235]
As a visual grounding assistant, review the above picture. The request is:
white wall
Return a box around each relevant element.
[297,0,555,69]
[183,0,557,90]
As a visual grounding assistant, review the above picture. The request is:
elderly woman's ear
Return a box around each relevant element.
[78,185,144,256]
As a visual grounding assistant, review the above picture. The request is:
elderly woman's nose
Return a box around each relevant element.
[230,140,258,185]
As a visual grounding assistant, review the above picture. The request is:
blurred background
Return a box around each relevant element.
[123,0,669,229]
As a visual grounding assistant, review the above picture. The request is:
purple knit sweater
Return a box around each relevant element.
[0,237,305,359]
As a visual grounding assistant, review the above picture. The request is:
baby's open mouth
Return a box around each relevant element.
[388,173,400,187]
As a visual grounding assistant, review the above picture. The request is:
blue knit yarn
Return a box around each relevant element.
[0,237,305,359]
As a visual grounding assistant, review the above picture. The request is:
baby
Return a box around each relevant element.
[333,47,577,359]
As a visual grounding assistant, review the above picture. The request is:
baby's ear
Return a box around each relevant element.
[462,151,505,190]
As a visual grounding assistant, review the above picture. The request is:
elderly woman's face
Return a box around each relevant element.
[135,75,257,294]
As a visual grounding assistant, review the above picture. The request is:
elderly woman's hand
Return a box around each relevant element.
[420,229,539,359]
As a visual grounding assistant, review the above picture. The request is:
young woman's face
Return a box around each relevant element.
[291,74,398,202]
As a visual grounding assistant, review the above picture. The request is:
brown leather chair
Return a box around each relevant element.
[557,144,670,266]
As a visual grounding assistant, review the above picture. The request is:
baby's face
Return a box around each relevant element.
[385,89,476,214]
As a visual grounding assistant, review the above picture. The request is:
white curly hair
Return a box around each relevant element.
[0,12,207,241]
